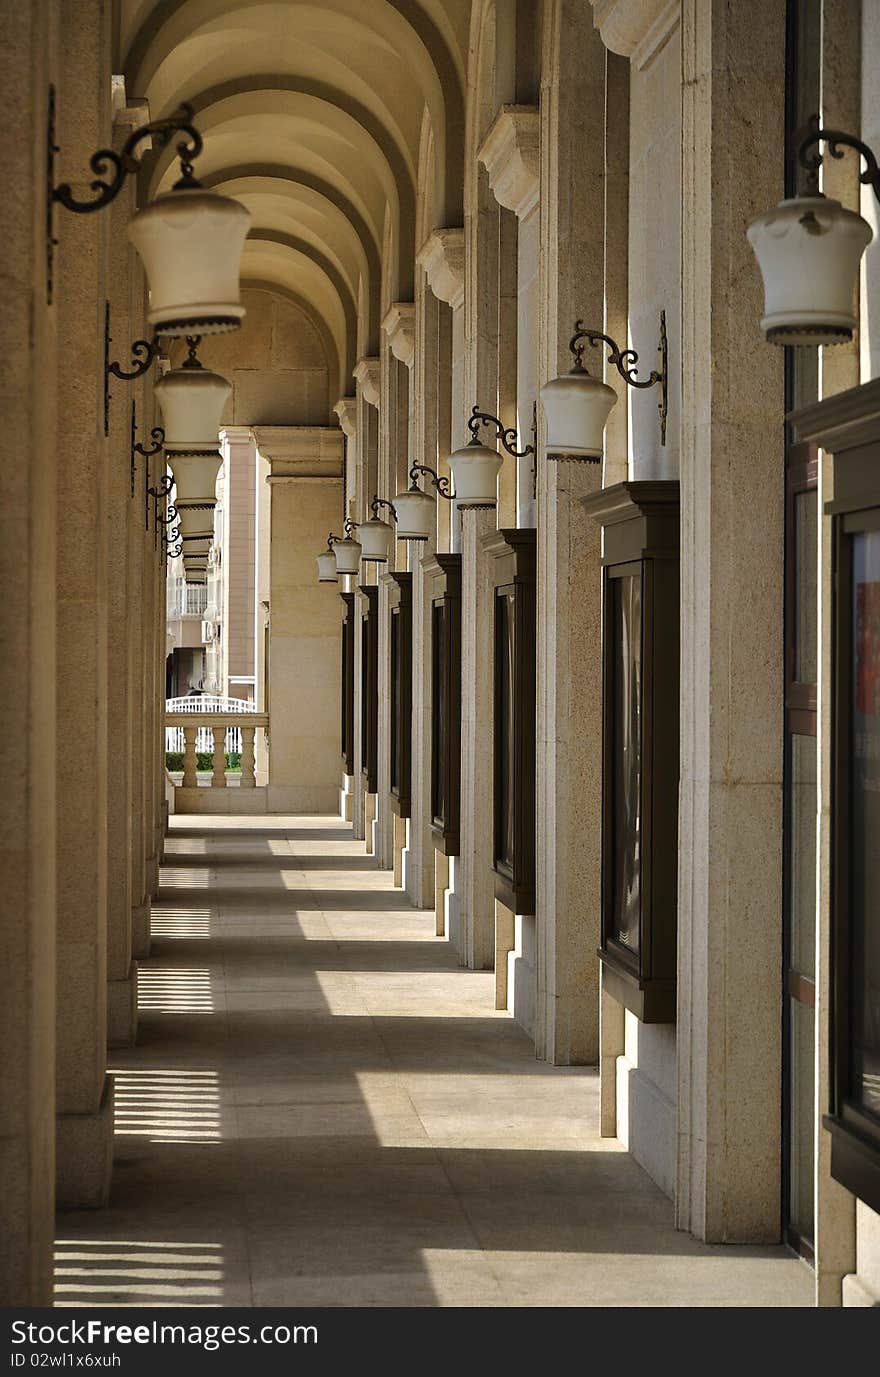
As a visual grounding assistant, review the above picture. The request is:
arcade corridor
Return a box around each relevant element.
[53,816,812,1308]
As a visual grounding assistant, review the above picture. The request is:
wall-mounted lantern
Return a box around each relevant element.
[393,464,453,541]
[747,116,877,345]
[447,406,536,507]
[49,91,251,325]
[317,533,342,583]
[540,315,667,461]
[356,497,398,564]
[333,518,363,576]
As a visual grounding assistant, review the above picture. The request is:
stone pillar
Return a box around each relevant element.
[0,0,58,1304]
[530,0,608,1064]
[376,571,394,870]
[333,397,358,820]
[129,339,155,961]
[406,540,437,908]
[256,427,344,812]
[458,507,496,969]
[105,110,143,1048]
[676,0,786,1242]
[219,427,258,702]
[54,0,114,1209]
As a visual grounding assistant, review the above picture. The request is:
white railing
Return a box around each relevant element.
[165,711,269,789]
[165,697,258,753]
[166,579,208,619]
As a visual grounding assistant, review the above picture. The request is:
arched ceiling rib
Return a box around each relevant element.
[122,0,471,408]
[123,0,466,223]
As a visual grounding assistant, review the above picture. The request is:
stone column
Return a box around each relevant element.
[0,0,58,1304]
[219,427,258,702]
[458,507,496,970]
[333,397,358,820]
[128,312,152,961]
[105,107,144,1047]
[676,0,786,1242]
[256,427,344,812]
[54,0,114,1209]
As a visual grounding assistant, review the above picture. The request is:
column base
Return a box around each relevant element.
[131,902,151,959]
[56,1075,114,1210]
[107,963,138,1048]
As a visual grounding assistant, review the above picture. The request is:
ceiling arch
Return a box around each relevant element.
[239,238,354,386]
[122,0,466,223]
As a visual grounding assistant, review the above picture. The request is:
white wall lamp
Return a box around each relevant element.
[447,406,536,507]
[747,116,877,345]
[49,88,251,330]
[356,497,398,564]
[393,464,453,541]
[316,534,342,583]
[153,337,230,587]
[540,315,667,461]
[333,519,363,576]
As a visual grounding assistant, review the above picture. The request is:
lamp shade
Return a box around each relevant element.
[447,439,502,506]
[154,364,231,451]
[127,187,251,337]
[355,515,394,564]
[746,195,872,345]
[392,486,435,541]
[539,370,618,459]
[167,450,222,505]
[316,550,338,582]
[333,536,362,576]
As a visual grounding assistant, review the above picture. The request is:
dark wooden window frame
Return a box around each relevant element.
[428,554,462,856]
[388,572,412,818]
[485,529,536,918]
[340,592,355,775]
[790,378,880,1219]
[782,439,818,1260]
[583,481,680,1024]
[360,585,379,794]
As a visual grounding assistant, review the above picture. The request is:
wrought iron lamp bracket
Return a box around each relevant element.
[325,531,342,550]
[130,399,165,499]
[798,114,880,201]
[47,88,202,304]
[408,463,454,501]
[370,495,398,522]
[147,472,174,544]
[342,517,358,538]
[467,405,536,459]
[569,311,668,446]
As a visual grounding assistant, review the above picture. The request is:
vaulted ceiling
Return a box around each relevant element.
[122,0,472,399]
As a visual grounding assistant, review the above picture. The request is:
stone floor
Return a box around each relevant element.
[55,814,813,1307]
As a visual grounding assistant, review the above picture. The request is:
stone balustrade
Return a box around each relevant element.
[165,712,269,795]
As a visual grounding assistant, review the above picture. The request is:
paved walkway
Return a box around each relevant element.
[55,815,812,1307]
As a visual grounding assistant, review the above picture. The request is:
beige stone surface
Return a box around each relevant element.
[54,814,812,1308]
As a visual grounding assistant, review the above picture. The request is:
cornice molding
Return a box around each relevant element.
[477,105,540,219]
[382,302,416,367]
[253,425,344,479]
[590,0,680,68]
[417,228,465,310]
[353,356,381,407]
[333,396,358,439]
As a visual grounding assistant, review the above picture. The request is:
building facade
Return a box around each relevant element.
[1,0,878,1308]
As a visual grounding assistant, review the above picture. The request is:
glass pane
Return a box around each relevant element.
[789,998,816,1244]
[610,574,642,955]
[495,591,515,871]
[431,602,445,824]
[794,489,818,684]
[850,530,880,1118]
[790,735,818,978]
[390,611,400,791]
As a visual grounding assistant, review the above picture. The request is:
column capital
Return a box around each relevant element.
[382,303,416,367]
[333,396,358,439]
[478,105,540,219]
[589,0,680,67]
[253,425,344,479]
[354,356,381,407]
[219,426,254,447]
[417,228,465,310]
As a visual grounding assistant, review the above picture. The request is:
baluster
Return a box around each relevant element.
[211,725,227,788]
[182,725,198,787]
[240,727,256,788]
